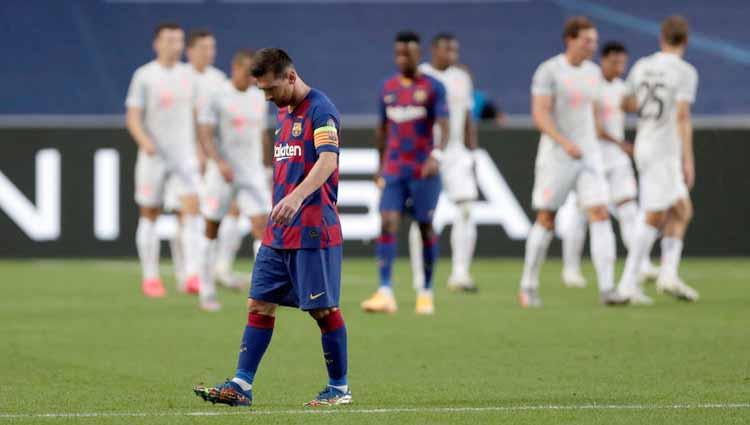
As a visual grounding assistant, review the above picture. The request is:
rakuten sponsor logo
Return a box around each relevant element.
[274,144,302,161]
[385,105,427,123]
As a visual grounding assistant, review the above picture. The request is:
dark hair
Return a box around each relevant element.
[233,48,254,66]
[432,32,456,46]
[661,15,689,46]
[153,22,182,40]
[601,41,627,57]
[187,29,213,47]
[395,30,420,44]
[250,48,293,78]
[563,16,595,41]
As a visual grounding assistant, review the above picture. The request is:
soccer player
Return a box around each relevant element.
[519,17,627,307]
[616,16,699,304]
[125,23,202,298]
[196,49,272,312]
[408,33,479,293]
[164,28,227,295]
[360,31,449,315]
[193,48,350,407]
[559,42,659,288]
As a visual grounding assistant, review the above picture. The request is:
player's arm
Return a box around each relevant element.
[125,107,156,155]
[594,101,632,155]
[375,85,388,186]
[197,96,233,182]
[676,101,695,189]
[621,95,638,113]
[272,152,338,225]
[422,81,449,177]
[464,107,478,150]
[531,95,581,159]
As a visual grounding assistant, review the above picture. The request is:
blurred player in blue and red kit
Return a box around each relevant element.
[194,48,351,408]
[361,31,449,315]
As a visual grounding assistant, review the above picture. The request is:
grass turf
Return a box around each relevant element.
[0,257,748,424]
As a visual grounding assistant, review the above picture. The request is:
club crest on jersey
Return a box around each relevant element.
[383,93,395,104]
[292,121,303,137]
[413,89,427,104]
[274,144,302,161]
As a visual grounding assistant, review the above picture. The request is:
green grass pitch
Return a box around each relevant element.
[1,257,749,424]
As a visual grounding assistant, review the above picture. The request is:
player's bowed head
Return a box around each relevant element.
[251,48,308,109]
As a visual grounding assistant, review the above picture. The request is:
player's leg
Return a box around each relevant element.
[559,193,588,288]
[134,150,167,297]
[174,157,204,295]
[408,221,424,290]
[448,200,478,291]
[214,202,244,285]
[164,177,187,291]
[520,161,576,307]
[296,246,351,407]
[361,178,405,313]
[656,197,698,301]
[194,245,292,406]
[411,175,442,314]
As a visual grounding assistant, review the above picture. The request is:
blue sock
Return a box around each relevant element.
[376,232,397,288]
[422,235,439,290]
[234,312,274,387]
[317,310,348,389]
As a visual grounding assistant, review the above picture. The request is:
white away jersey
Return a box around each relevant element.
[626,52,698,165]
[192,65,227,114]
[198,81,268,177]
[125,61,196,153]
[419,63,474,148]
[531,54,603,169]
[597,77,630,170]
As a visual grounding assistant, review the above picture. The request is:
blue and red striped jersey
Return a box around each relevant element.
[379,73,447,180]
[262,88,342,249]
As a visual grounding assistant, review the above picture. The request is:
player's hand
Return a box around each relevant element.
[683,157,695,190]
[619,140,634,156]
[271,192,303,225]
[218,160,234,183]
[421,157,440,178]
[140,140,157,156]
[373,172,385,190]
[562,141,583,159]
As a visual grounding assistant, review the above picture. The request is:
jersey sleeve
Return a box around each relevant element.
[432,80,448,118]
[378,82,387,125]
[312,103,341,155]
[125,69,147,109]
[676,65,698,104]
[624,60,642,97]
[531,61,554,96]
[197,91,219,125]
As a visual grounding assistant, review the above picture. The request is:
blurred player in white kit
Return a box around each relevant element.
[125,23,202,298]
[409,33,479,292]
[519,17,628,308]
[196,49,272,311]
[616,16,699,304]
[164,29,227,293]
[558,41,659,288]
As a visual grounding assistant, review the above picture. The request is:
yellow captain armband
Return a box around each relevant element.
[313,126,339,148]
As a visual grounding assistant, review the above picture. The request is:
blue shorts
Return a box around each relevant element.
[250,245,342,311]
[379,175,441,223]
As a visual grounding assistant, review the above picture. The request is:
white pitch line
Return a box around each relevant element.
[1,403,749,419]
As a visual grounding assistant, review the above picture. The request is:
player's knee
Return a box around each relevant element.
[205,220,220,239]
[645,211,666,228]
[308,307,338,321]
[247,298,276,316]
[587,205,610,222]
[381,215,399,234]
[536,210,556,230]
[140,207,160,221]
[418,222,434,241]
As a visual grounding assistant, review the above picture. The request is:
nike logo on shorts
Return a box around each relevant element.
[309,292,326,300]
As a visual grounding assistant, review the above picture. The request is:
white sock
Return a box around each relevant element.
[464,207,477,276]
[408,222,424,290]
[377,286,394,297]
[589,220,616,293]
[659,237,684,280]
[450,203,475,279]
[615,201,639,250]
[253,239,261,259]
[418,287,433,297]
[562,209,587,274]
[329,384,349,393]
[200,236,217,301]
[617,221,659,293]
[231,377,252,392]
[520,222,554,290]
[216,215,241,274]
[181,214,203,278]
[169,225,185,288]
[136,217,160,281]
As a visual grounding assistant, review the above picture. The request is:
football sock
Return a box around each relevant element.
[181,214,203,278]
[562,210,587,274]
[590,220,616,293]
[169,224,185,287]
[376,232,397,288]
[520,222,553,290]
[660,237,684,280]
[200,236,217,301]
[450,204,475,279]
[408,222,425,289]
[615,201,639,249]
[216,215,241,274]
[464,206,477,278]
[136,217,160,281]
[422,233,439,291]
[316,310,348,390]
[618,221,659,293]
[234,312,275,389]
